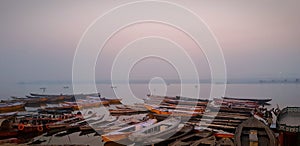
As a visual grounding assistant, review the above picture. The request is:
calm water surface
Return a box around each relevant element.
[0,83,299,107]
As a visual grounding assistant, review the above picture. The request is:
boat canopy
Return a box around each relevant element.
[277,107,300,133]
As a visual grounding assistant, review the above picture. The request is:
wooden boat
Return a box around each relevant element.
[148,104,206,112]
[214,131,234,139]
[191,135,216,146]
[216,138,234,146]
[12,116,47,133]
[101,98,121,104]
[66,114,104,131]
[26,95,67,102]
[101,119,143,134]
[109,109,142,115]
[115,104,148,112]
[147,95,209,102]
[0,119,19,138]
[188,122,236,132]
[46,96,66,102]
[0,138,19,144]
[14,114,67,128]
[64,100,109,110]
[155,124,194,145]
[0,102,25,113]
[46,115,84,129]
[25,95,73,104]
[18,97,49,104]
[165,124,194,141]
[101,119,157,142]
[234,116,276,146]
[222,97,272,104]
[154,113,244,128]
[214,98,259,108]
[45,113,95,136]
[163,99,208,106]
[208,104,253,114]
[37,109,73,114]
[144,104,203,117]
[79,130,96,136]
[30,92,98,97]
[94,120,133,134]
[10,96,27,100]
[128,117,181,144]
[90,116,117,126]
[54,115,103,137]
[204,112,250,120]
[17,124,45,133]
[0,112,18,118]
[87,96,122,104]
[79,116,118,131]
[30,93,63,97]
[42,105,74,111]
[169,130,213,146]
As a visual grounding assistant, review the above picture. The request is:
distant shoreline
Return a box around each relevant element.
[17,78,300,85]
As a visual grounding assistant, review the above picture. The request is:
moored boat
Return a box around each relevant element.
[208,104,253,114]
[234,116,276,146]
[101,119,157,143]
[109,109,143,115]
[0,118,19,139]
[222,97,272,104]
[169,129,213,146]
[87,96,122,104]
[0,102,25,113]
[154,124,194,145]
[144,104,203,117]
[163,99,208,106]
[128,117,181,145]
[46,114,84,129]
[82,116,118,131]
[191,135,216,146]
[66,114,104,131]
[216,137,234,146]
[64,100,109,110]
[115,104,148,112]
[0,138,20,145]
[214,98,259,108]
[30,92,98,97]
[147,95,209,102]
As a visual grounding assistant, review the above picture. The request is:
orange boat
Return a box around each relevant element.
[86,96,122,104]
[0,102,25,113]
[144,104,203,117]
[64,100,109,110]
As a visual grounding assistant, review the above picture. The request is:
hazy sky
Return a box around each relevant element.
[0,0,300,84]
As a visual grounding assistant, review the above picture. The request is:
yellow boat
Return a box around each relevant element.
[144,104,202,117]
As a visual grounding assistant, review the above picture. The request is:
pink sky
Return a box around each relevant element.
[0,0,299,83]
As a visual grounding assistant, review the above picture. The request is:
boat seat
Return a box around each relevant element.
[242,129,267,136]
[249,130,258,146]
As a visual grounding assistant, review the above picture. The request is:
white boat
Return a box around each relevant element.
[79,116,117,131]
[129,117,181,144]
[101,119,157,142]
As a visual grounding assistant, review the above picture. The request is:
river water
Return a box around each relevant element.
[0,83,299,108]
